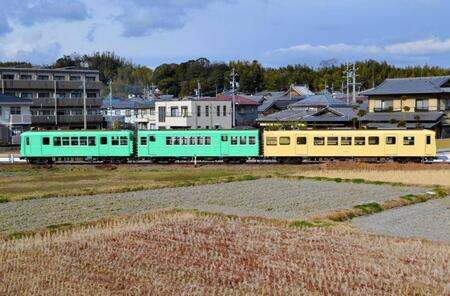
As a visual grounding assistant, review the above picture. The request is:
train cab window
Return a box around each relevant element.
[197,136,204,145]
[368,136,379,145]
[53,137,61,146]
[120,136,128,145]
[140,137,147,146]
[403,136,415,146]
[266,137,277,146]
[189,136,196,145]
[181,137,188,145]
[355,137,365,145]
[297,137,307,145]
[149,136,156,142]
[111,136,119,146]
[341,137,352,145]
[62,137,70,146]
[426,135,431,145]
[26,137,29,145]
[166,137,172,145]
[100,137,108,145]
[221,135,228,141]
[240,136,247,145]
[80,137,87,146]
[174,137,180,145]
[386,136,396,145]
[42,137,50,145]
[88,137,96,146]
[279,137,290,145]
[249,136,256,145]
[327,137,338,146]
[205,136,211,145]
[231,136,238,145]
[313,137,325,146]
[71,137,79,146]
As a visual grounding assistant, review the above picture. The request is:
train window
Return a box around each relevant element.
[120,136,128,145]
[140,137,147,146]
[426,135,431,145]
[249,136,256,145]
[166,137,172,145]
[26,137,29,145]
[368,136,379,145]
[174,137,180,145]
[327,137,338,146]
[403,136,415,146]
[42,137,50,145]
[181,137,188,145]
[53,137,61,146]
[313,137,325,146]
[266,137,277,146]
[297,137,307,145]
[62,137,70,146]
[189,136,196,145]
[149,136,156,142]
[240,136,247,145]
[112,136,119,146]
[355,137,365,146]
[197,136,204,145]
[279,137,290,145]
[101,137,108,145]
[341,137,352,145]
[205,136,211,145]
[71,137,79,146]
[80,137,87,146]
[88,137,96,146]
[231,136,238,145]
[386,136,396,145]
[221,135,228,142]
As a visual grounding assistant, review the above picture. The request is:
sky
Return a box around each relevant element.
[1,0,450,68]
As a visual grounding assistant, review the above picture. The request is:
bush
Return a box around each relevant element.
[351,178,365,184]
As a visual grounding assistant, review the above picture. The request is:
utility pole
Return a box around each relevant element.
[197,80,201,100]
[83,79,87,130]
[109,79,113,129]
[1,77,4,94]
[54,80,58,126]
[352,63,357,103]
[230,68,238,128]
[343,63,351,105]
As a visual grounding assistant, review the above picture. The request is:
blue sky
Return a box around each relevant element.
[1,0,450,68]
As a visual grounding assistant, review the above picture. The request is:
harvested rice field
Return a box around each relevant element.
[0,211,449,295]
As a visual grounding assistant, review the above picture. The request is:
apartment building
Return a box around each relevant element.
[0,94,32,145]
[155,98,232,129]
[0,67,103,129]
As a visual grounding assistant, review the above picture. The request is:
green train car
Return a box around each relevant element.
[137,129,259,162]
[20,130,134,163]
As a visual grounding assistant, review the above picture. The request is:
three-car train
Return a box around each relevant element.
[20,129,436,164]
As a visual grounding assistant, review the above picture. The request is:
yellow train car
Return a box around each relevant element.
[263,129,436,162]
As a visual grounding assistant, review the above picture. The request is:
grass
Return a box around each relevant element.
[0,210,448,295]
[353,202,383,214]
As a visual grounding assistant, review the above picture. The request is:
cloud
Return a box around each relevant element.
[0,42,62,65]
[114,0,232,37]
[385,38,450,55]
[0,11,12,36]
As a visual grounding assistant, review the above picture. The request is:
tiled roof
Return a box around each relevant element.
[214,95,260,106]
[258,99,301,112]
[257,106,358,122]
[0,94,32,104]
[361,76,450,95]
[289,94,350,108]
[366,122,438,129]
[101,97,155,109]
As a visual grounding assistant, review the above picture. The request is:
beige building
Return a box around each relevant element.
[155,98,232,129]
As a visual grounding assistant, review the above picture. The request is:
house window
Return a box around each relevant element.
[279,137,290,145]
[297,137,307,145]
[403,136,415,145]
[21,92,32,99]
[223,105,227,116]
[100,137,108,145]
[42,137,50,145]
[313,137,325,146]
[20,74,32,80]
[374,100,393,112]
[53,137,61,146]
[170,106,178,117]
[249,136,256,145]
[2,74,14,79]
[37,75,49,80]
[197,105,201,116]
[240,136,247,145]
[239,106,245,114]
[87,92,97,98]
[38,92,50,98]
[355,137,365,145]
[216,106,220,116]
[181,106,188,117]
[56,92,66,99]
[368,136,379,145]
[71,92,82,98]
[266,137,277,146]
[205,106,209,117]
[10,107,21,115]
[70,75,81,81]
[327,137,338,146]
[86,76,96,81]
[158,106,166,122]
[415,99,429,111]
[341,137,352,145]
[88,137,96,146]
[54,75,65,81]
[386,136,396,145]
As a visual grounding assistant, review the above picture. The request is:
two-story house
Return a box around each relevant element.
[214,95,260,127]
[361,76,450,138]
[102,97,156,129]
[0,94,32,145]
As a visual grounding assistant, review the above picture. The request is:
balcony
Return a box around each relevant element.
[9,114,32,125]
[373,107,394,112]
[32,98,103,107]
[2,79,102,90]
[32,114,103,125]
[415,107,429,112]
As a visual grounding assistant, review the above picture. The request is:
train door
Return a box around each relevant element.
[295,134,308,155]
[425,135,433,155]
[99,136,109,156]
[41,136,52,155]
[220,134,229,155]
[384,135,398,155]
[147,134,156,155]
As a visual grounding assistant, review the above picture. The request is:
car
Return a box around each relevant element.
[432,154,450,163]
